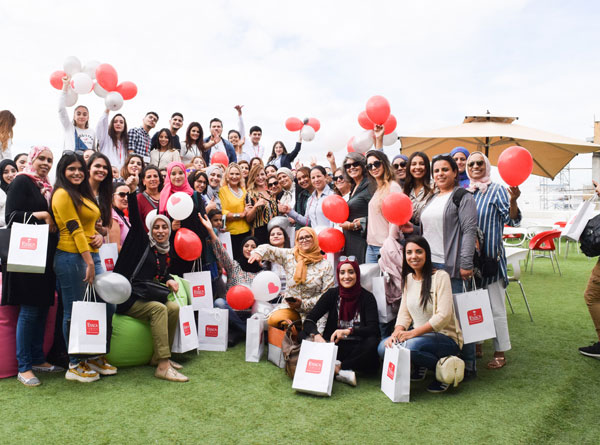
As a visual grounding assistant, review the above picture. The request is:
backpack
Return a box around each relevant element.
[580,214,600,257]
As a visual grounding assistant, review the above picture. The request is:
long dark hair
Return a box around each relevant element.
[108,113,128,150]
[155,128,173,151]
[403,151,432,197]
[184,122,204,153]
[120,154,145,180]
[267,141,288,164]
[52,152,96,214]
[402,235,434,310]
[139,165,164,192]
[365,150,395,191]
[87,152,114,227]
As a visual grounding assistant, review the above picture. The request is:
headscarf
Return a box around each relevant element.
[18,146,53,203]
[238,236,263,273]
[148,213,171,254]
[337,259,362,322]
[0,159,17,193]
[205,165,221,202]
[451,146,470,188]
[159,161,194,215]
[292,227,324,284]
[277,167,294,182]
[392,154,409,163]
[466,151,492,194]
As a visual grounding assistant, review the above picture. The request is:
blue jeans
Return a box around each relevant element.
[54,250,115,365]
[365,245,381,264]
[378,332,460,370]
[16,305,49,373]
[214,298,248,333]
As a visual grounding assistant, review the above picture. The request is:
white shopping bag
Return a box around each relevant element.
[562,197,596,241]
[326,252,340,285]
[245,314,266,362]
[381,343,410,403]
[68,286,107,355]
[373,276,395,323]
[7,222,49,273]
[292,340,338,397]
[267,326,286,368]
[197,308,228,352]
[98,243,118,273]
[183,271,214,311]
[218,231,233,260]
[453,287,496,344]
[171,304,199,353]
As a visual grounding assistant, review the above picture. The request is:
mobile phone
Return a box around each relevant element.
[285,297,297,303]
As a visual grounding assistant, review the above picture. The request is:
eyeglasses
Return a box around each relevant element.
[333,175,344,182]
[392,161,407,169]
[268,181,279,187]
[339,256,356,262]
[344,162,360,170]
[114,192,128,198]
[298,235,313,243]
[467,160,485,168]
[366,160,383,171]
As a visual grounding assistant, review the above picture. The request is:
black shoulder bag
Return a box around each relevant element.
[130,246,170,303]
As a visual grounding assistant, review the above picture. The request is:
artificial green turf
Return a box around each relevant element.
[1,250,600,444]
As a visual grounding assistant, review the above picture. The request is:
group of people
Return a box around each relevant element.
[0,98,531,394]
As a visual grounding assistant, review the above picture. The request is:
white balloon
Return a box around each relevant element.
[251,271,282,302]
[105,91,124,111]
[300,125,316,142]
[145,209,158,231]
[82,60,100,79]
[353,130,374,154]
[267,216,290,232]
[94,272,131,304]
[166,192,193,220]
[93,82,108,98]
[383,131,398,147]
[359,263,381,293]
[251,300,274,317]
[71,72,93,94]
[65,88,78,107]
[63,56,82,76]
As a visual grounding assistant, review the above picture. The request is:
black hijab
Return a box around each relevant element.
[238,235,262,273]
[0,159,17,193]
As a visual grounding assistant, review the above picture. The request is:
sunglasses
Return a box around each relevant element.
[468,160,485,168]
[114,192,128,198]
[333,175,344,182]
[392,161,407,169]
[339,255,356,262]
[344,162,361,170]
[366,160,383,171]
[268,181,279,187]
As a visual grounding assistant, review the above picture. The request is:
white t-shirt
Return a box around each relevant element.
[209,140,227,162]
[421,193,451,264]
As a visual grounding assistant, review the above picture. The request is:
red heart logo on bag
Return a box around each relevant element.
[267,282,279,294]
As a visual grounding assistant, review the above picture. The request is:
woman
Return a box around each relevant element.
[204,165,223,212]
[108,181,131,251]
[1,147,59,387]
[0,159,18,227]
[189,156,206,172]
[466,151,521,370]
[181,122,205,164]
[0,110,16,160]
[451,146,470,188]
[403,151,433,225]
[188,170,208,195]
[332,167,352,200]
[137,165,163,224]
[264,222,291,300]
[382,236,464,393]
[266,137,302,169]
[391,154,409,187]
[301,257,380,386]
[293,166,313,230]
[59,77,95,152]
[219,163,251,262]
[285,166,334,229]
[96,110,128,170]
[150,128,181,170]
[249,227,335,329]
[238,160,250,181]
[87,153,113,232]
[114,175,188,382]
[365,142,402,263]
[340,152,372,264]
[249,157,263,171]
[245,164,278,245]
[14,153,28,172]
[228,129,245,162]
[52,151,116,383]
[120,154,145,182]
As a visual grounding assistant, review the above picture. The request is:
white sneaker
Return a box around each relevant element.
[335,369,357,387]
[87,357,118,375]
[65,362,100,383]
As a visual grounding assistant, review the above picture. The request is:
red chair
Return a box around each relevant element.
[527,230,562,275]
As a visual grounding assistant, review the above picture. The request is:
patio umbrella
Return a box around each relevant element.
[399,113,600,179]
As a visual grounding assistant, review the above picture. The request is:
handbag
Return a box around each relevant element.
[130,246,170,304]
[281,319,304,379]
[435,355,465,387]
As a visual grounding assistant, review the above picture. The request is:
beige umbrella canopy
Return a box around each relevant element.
[399,114,600,179]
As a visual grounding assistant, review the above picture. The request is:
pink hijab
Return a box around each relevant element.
[466,151,492,194]
[18,146,53,203]
[159,161,194,215]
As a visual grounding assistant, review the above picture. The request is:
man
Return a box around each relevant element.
[236,105,264,161]
[151,112,183,150]
[128,111,159,163]
[203,118,237,165]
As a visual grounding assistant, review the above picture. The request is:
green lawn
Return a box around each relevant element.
[1,248,600,444]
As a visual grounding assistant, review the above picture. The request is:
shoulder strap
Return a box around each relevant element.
[131,245,151,282]
[452,187,470,208]
[142,192,158,210]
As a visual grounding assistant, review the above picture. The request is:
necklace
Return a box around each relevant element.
[229,185,243,199]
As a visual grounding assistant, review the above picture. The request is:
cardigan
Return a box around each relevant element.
[343,177,372,263]
[266,142,302,169]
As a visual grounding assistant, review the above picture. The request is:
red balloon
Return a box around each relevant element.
[95,63,118,92]
[358,110,375,130]
[285,117,303,132]
[322,195,349,224]
[318,228,345,253]
[211,152,229,166]
[50,70,66,90]
[347,137,355,153]
[174,228,203,261]
[381,193,413,226]
[226,285,255,310]
[497,146,533,186]
[383,114,397,135]
[365,95,391,125]
[306,117,320,132]
[116,81,137,100]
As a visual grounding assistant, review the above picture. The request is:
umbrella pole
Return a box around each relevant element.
[485,136,489,157]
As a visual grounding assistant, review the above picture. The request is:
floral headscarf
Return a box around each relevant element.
[18,146,53,203]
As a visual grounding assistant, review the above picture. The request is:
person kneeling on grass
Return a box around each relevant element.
[380,236,463,393]
[299,257,380,386]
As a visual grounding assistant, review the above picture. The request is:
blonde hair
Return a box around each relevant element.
[221,162,245,189]
[0,110,16,151]
[246,164,265,195]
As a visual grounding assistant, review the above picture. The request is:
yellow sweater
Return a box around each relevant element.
[52,188,101,254]
[219,186,250,235]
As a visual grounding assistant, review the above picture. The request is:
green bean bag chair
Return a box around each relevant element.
[105,314,154,367]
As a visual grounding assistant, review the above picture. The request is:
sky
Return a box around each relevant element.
[2,0,600,208]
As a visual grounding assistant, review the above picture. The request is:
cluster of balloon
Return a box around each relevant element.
[350,95,398,153]
[227,285,255,310]
[322,195,349,224]
[497,145,533,186]
[381,192,413,226]
[49,56,138,110]
[318,227,345,253]
[285,117,320,142]
[157,192,203,261]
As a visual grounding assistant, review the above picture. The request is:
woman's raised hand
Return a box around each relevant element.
[126,174,138,193]
[198,213,217,240]
[247,252,262,264]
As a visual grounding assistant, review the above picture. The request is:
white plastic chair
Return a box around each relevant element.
[505,247,533,322]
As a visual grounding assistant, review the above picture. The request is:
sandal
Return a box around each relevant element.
[486,356,506,369]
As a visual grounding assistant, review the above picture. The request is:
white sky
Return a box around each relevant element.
[2,0,600,205]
